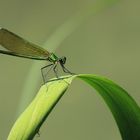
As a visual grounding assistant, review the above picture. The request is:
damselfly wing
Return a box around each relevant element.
[0,28,51,60]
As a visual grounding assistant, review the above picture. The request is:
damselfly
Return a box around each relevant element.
[0,28,73,82]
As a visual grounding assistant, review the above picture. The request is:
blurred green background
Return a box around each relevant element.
[0,0,140,139]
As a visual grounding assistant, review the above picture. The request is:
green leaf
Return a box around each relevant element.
[7,76,74,140]
[8,74,140,140]
[78,74,140,140]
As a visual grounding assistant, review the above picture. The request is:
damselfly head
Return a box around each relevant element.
[59,56,66,65]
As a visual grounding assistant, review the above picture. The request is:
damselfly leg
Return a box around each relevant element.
[41,61,74,83]
[60,63,74,74]
[41,64,53,83]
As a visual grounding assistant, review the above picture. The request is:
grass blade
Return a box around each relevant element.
[78,74,140,140]
[8,77,73,140]
[8,74,140,140]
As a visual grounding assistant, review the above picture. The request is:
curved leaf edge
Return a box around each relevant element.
[77,74,140,140]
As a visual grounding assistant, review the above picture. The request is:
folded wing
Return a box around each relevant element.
[0,28,50,60]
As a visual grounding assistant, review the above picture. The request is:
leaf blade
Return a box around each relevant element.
[7,77,73,140]
[8,74,140,140]
[78,74,140,140]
